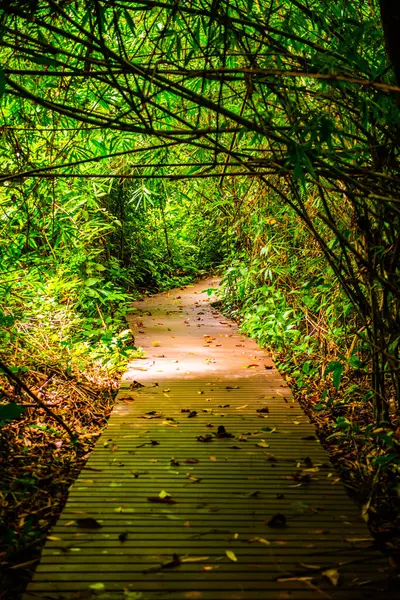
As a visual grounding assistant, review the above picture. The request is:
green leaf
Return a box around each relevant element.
[348,355,365,369]
[24,55,60,67]
[0,403,26,423]
[124,8,136,34]
[88,582,106,592]
[84,278,101,287]
[332,365,343,390]
[324,361,344,390]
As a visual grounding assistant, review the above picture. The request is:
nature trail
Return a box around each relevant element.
[24,278,389,599]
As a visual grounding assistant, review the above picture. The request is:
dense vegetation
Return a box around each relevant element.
[1,0,400,596]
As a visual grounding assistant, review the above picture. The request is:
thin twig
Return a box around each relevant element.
[0,359,77,440]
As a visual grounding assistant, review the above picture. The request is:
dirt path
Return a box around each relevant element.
[23,279,391,599]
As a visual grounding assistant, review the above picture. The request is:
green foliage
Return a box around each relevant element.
[0,403,26,424]
[0,0,399,425]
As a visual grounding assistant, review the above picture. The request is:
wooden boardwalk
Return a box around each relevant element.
[23,279,392,599]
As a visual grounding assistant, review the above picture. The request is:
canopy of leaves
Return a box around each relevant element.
[0,1,399,419]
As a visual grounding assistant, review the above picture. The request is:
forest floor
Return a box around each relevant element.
[0,368,119,599]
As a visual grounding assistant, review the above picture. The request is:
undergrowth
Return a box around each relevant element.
[217,257,400,558]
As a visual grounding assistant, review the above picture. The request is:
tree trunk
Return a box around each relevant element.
[379,0,400,87]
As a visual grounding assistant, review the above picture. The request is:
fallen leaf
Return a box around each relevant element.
[162,420,178,427]
[323,568,339,586]
[76,518,102,529]
[131,380,144,389]
[185,458,200,464]
[261,427,276,433]
[114,506,134,513]
[209,456,217,462]
[89,583,106,592]
[215,425,234,438]
[197,435,213,443]
[299,563,321,570]
[147,497,176,504]
[226,550,237,562]
[256,441,269,448]
[266,513,287,528]
[143,553,180,573]
[247,537,270,545]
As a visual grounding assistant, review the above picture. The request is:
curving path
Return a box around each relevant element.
[23,278,391,599]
